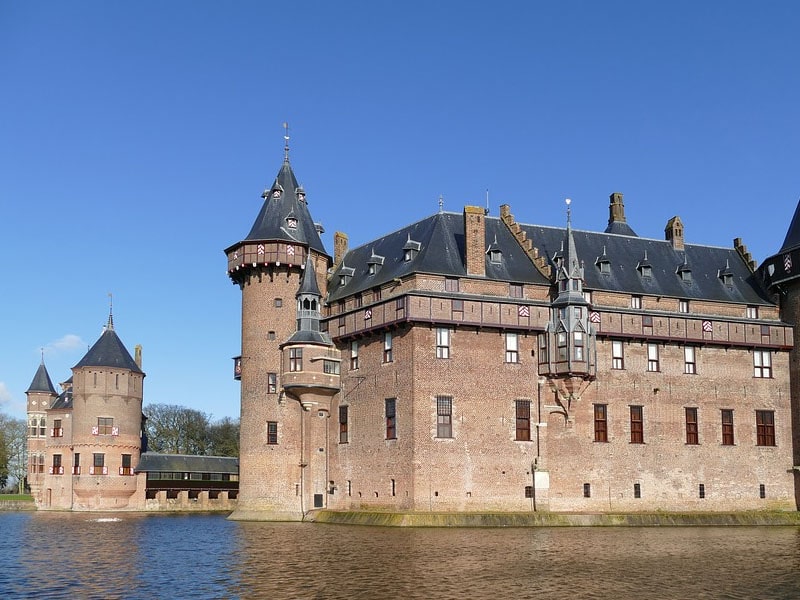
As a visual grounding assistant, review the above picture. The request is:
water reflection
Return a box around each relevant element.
[2,513,799,599]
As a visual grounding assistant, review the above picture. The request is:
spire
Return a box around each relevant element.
[555,198,587,306]
[297,255,322,298]
[779,198,800,253]
[283,121,290,164]
[107,293,114,331]
[26,360,57,394]
[284,256,331,345]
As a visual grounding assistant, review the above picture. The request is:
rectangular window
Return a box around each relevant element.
[52,454,62,475]
[684,346,696,374]
[436,328,450,359]
[747,306,758,319]
[573,331,584,361]
[753,350,771,378]
[679,299,689,313]
[557,331,568,361]
[445,277,459,292]
[612,340,624,370]
[647,344,659,372]
[631,296,642,309]
[267,421,278,445]
[97,417,114,435]
[515,400,531,441]
[350,341,359,370]
[630,406,644,444]
[505,332,519,363]
[92,453,105,476]
[52,419,63,437]
[354,293,362,308]
[339,405,348,444]
[120,453,132,476]
[685,407,699,445]
[756,410,775,446]
[583,291,592,304]
[73,453,80,475]
[699,483,705,499]
[383,332,393,363]
[538,334,548,363]
[721,409,735,445]
[323,360,340,375]
[289,348,303,372]
[268,373,277,394]
[594,404,608,442]
[436,395,453,438]
[759,484,766,499]
[373,287,382,301]
[385,398,397,439]
[583,483,591,498]
[395,296,406,317]
[510,283,523,298]
[634,483,641,498]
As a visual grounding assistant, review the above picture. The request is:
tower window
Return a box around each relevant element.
[437,395,453,438]
[753,350,771,378]
[505,333,519,363]
[268,373,277,394]
[647,344,659,372]
[436,328,450,359]
[612,340,624,370]
[630,406,644,444]
[679,299,689,313]
[684,346,697,374]
[267,421,278,445]
[515,400,531,441]
[594,404,608,442]
[721,409,735,445]
[385,398,397,439]
[383,332,393,363]
[350,341,359,370]
[756,410,775,446]
[685,407,699,445]
[289,348,303,372]
[339,406,348,444]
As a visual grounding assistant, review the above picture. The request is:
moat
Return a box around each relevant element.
[2,512,799,599]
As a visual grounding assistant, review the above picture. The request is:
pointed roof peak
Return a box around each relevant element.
[74,318,143,374]
[27,360,57,395]
[107,293,114,331]
[297,255,322,298]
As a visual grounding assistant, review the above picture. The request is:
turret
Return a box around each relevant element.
[26,359,57,495]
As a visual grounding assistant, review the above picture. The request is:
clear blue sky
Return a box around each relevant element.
[2,1,799,420]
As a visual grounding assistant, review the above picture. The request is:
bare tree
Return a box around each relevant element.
[144,404,212,455]
[207,417,240,457]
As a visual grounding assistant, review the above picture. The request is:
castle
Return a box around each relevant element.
[226,140,800,520]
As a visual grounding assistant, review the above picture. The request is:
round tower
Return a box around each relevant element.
[25,359,57,497]
[226,136,332,520]
[759,199,800,509]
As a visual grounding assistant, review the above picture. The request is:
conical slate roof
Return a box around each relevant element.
[297,255,322,297]
[73,322,143,373]
[26,361,56,394]
[243,159,327,256]
[779,199,800,253]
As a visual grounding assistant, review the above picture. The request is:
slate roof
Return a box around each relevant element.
[327,212,551,302]
[521,224,772,305]
[135,452,239,474]
[26,362,56,394]
[73,325,143,373]
[327,210,772,307]
[779,199,800,253]
[238,159,328,256]
[51,387,73,410]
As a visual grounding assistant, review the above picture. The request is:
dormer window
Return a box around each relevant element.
[677,260,692,283]
[403,236,421,262]
[488,248,502,264]
[339,265,355,286]
[596,246,611,274]
[272,186,283,199]
[295,187,306,203]
[367,251,385,276]
[637,251,652,279]
[718,260,734,286]
[286,216,298,230]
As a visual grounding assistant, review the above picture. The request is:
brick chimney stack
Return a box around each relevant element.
[665,216,685,251]
[333,231,349,270]
[608,192,627,227]
[464,205,486,276]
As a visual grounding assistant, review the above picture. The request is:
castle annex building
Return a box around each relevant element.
[227,144,800,520]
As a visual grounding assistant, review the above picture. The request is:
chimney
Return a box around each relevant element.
[333,231,348,271]
[464,205,486,276]
[665,216,684,251]
[608,192,627,227]
[134,344,142,369]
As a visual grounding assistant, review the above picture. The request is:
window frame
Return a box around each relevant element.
[630,405,644,444]
[289,348,303,372]
[267,372,277,394]
[505,332,519,363]
[436,395,453,439]
[339,405,348,444]
[612,340,624,370]
[721,409,735,446]
[436,328,451,359]
[383,332,393,363]
[647,343,659,372]
[515,399,531,441]
[755,410,775,447]
[753,350,772,378]
[684,346,697,374]
[266,421,278,445]
[685,407,699,445]
[385,398,397,440]
[350,341,359,370]
[593,404,608,443]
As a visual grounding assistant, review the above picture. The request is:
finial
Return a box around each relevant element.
[107,292,114,330]
[41,347,45,364]
[283,122,290,163]
[565,198,572,228]
[485,189,490,215]
[438,194,444,213]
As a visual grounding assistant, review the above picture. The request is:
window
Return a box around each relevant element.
[510,283,523,298]
[684,346,696,374]
[121,454,133,476]
[699,483,705,499]
[354,294,362,308]
[373,287,382,301]
[339,406,348,444]
[73,453,80,475]
[721,409,735,445]
[630,406,644,444]
[267,421,278,445]
[583,483,591,498]
[385,398,397,439]
[679,299,689,313]
[631,296,642,309]
[52,419,63,437]
[505,333,519,363]
[647,344,659,372]
[594,404,608,442]
[685,407,699,445]
[350,341,359,370]
[747,306,758,319]
[515,400,531,441]
[29,417,37,437]
[39,417,46,437]
[753,350,771,378]
[525,486,533,498]
[51,454,62,475]
[289,348,303,372]
[573,331,584,360]
[756,410,775,446]
[268,373,277,394]
[383,332,393,363]
[37,454,44,473]
[759,484,766,499]
[612,340,624,370]
[538,334,548,363]
[97,417,114,435]
[437,396,453,438]
[274,297,283,308]
[445,277,459,292]
[634,483,642,498]
[436,328,450,359]
[323,360,340,375]
[92,453,106,476]
[557,330,568,361]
